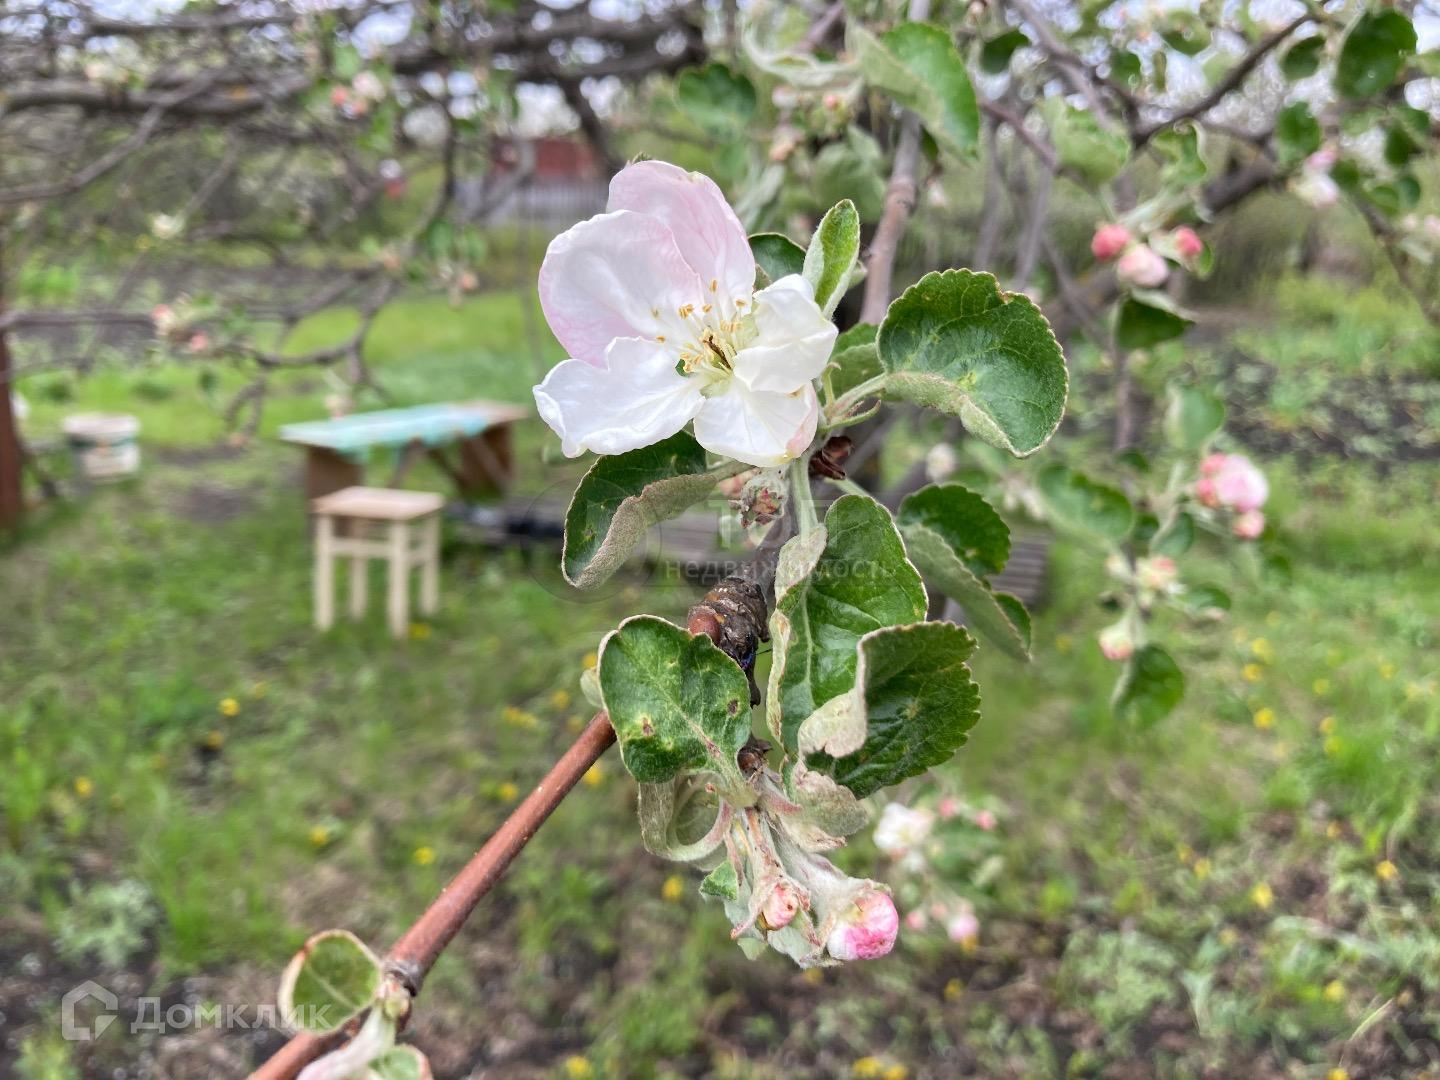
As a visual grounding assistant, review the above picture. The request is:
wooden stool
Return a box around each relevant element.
[311,486,444,638]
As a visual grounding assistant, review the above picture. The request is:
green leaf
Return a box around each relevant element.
[1275,102,1322,167]
[878,269,1068,457]
[676,63,757,130]
[637,778,728,862]
[1110,50,1143,88]
[1115,294,1193,350]
[1049,103,1130,185]
[1164,385,1225,452]
[803,199,861,317]
[767,495,927,752]
[1280,35,1324,80]
[850,22,979,158]
[1337,10,1416,99]
[1112,644,1185,728]
[278,930,382,1034]
[897,483,1028,660]
[810,623,981,799]
[598,616,751,784]
[1160,14,1209,55]
[1037,465,1133,541]
[699,860,740,901]
[1179,584,1231,617]
[751,232,805,289]
[563,433,716,589]
[1151,511,1195,557]
[980,29,1030,74]
[829,323,882,396]
[369,1047,433,1080]
[812,127,888,220]
[1152,125,1208,189]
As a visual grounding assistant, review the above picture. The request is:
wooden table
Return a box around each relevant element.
[280,400,530,502]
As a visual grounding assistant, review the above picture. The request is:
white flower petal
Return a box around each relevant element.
[730,275,837,394]
[607,161,755,316]
[693,380,819,468]
[538,210,702,366]
[533,338,702,457]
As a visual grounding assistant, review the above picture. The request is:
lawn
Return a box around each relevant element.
[3,286,1439,1078]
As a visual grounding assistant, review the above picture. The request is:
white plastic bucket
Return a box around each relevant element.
[62,413,141,481]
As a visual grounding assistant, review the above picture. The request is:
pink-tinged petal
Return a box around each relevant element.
[730,275,837,394]
[607,161,754,314]
[693,381,818,468]
[533,338,702,458]
[826,889,899,961]
[538,209,702,366]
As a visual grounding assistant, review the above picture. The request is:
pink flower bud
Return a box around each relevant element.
[905,909,928,931]
[1116,244,1169,289]
[937,796,961,820]
[1090,223,1132,261]
[760,880,803,931]
[1137,555,1178,592]
[946,910,979,945]
[1171,227,1203,260]
[1195,476,1220,507]
[1098,622,1134,662]
[1212,454,1268,512]
[974,809,997,831]
[187,332,209,354]
[1232,509,1265,540]
[826,889,899,961]
[1199,452,1228,478]
[330,86,350,109]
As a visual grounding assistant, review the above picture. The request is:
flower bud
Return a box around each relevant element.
[759,880,803,931]
[936,796,961,820]
[1171,227,1203,260]
[1090,223,1132,261]
[826,889,899,961]
[1136,555,1178,592]
[904,909,928,931]
[974,809,997,832]
[945,909,979,946]
[1098,621,1135,662]
[1232,509,1265,540]
[1116,244,1169,289]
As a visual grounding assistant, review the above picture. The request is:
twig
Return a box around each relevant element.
[251,712,617,1079]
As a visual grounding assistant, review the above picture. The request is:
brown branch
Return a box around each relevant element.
[251,712,617,1080]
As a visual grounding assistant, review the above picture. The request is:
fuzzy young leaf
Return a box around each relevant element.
[1280,35,1325,80]
[897,484,1030,661]
[809,622,981,799]
[1151,511,1196,558]
[767,495,927,752]
[803,200,861,317]
[563,433,715,589]
[878,270,1067,457]
[1112,644,1185,728]
[751,232,806,288]
[278,930,382,1034]
[1275,101,1322,166]
[1037,465,1134,542]
[1049,103,1129,184]
[829,323,882,396]
[598,616,751,784]
[369,1047,433,1080]
[1164,385,1225,453]
[850,22,979,158]
[1337,10,1416,99]
[676,63,757,130]
[1115,295,1192,350]
[699,860,740,900]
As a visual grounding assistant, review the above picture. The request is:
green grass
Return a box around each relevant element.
[4,288,1440,1077]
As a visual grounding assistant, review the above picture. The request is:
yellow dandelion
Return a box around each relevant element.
[1323,980,1345,1003]
[1218,927,1239,947]
[1313,678,1330,696]
[1379,661,1396,680]
[1055,633,1073,654]
[550,689,572,710]
[1319,715,1337,735]
[1376,860,1398,882]
[661,875,685,902]
[583,650,598,670]
[1250,882,1274,910]
[1252,706,1275,730]
[582,763,604,788]
[943,977,963,1001]
[852,1058,884,1079]
[412,846,435,866]
[1323,735,1342,757]
[203,729,225,750]
[1250,638,1274,663]
[1242,663,1264,683]
[1328,1069,1350,1080]
[882,1066,909,1080]
[563,1057,593,1079]
[219,697,240,717]
[802,967,824,986]
[408,621,432,641]
[1193,857,1212,880]
[310,825,331,848]
[497,781,520,803]
[1326,821,1342,840]
[73,776,94,799]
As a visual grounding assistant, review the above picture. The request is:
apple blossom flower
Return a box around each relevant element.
[1171,227,1203,260]
[826,888,899,961]
[151,304,178,336]
[1098,621,1135,662]
[533,161,837,467]
[1116,244,1169,288]
[1137,555,1178,592]
[1293,157,1339,210]
[974,809,997,831]
[905,909,928,931]
[1090,223,1132,261]
[924,442,958,483]
[351,71,385,102]
[946,908,980,946]
[874,803,934,862]
[1195,453,1268,512]
[150,213,184,240]
[936,796,962,820]
[1232,509,1265,539]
